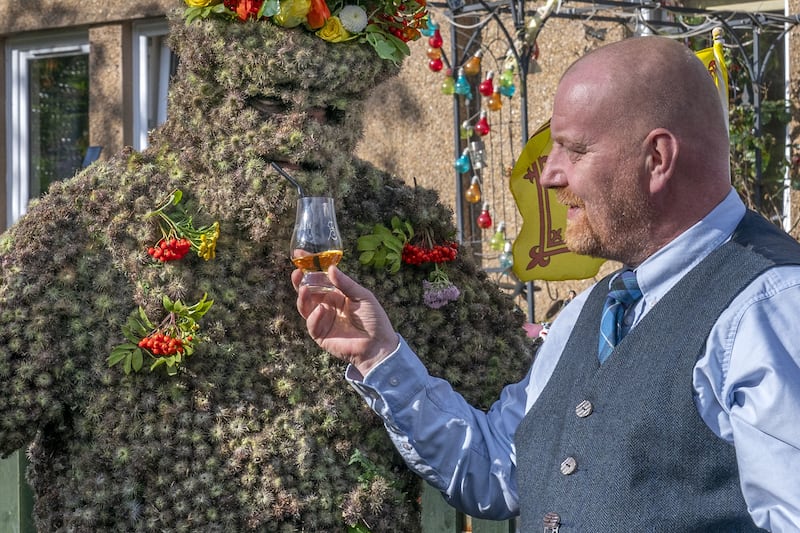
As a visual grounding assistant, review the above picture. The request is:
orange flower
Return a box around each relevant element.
[234,0,263,21]
[305,0,330,30]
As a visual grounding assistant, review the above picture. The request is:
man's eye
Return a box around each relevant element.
[567,148,584,161]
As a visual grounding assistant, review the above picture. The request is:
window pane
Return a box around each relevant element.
[132,19,176,151]
[28,53,89,197]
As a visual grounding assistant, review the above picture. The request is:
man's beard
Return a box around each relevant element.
[557,188,651,263]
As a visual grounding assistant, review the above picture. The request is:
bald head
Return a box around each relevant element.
[561,36,731,184]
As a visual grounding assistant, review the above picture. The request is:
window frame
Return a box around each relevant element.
[5,30,89,226]
[131,19,173,151]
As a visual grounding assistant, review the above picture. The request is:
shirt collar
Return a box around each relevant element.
[631,187,745,313]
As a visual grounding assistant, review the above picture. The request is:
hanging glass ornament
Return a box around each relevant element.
[441,70,455,95]
[454,67,472,98]
[469,140,486,170]
[428,58,444,72]
[490,221,506,251]
[459,120,473,139]
[499,67,516,98]
[420,15,439,37]
[478,71,494,97]
[465,176,482,203]
[477,203,493,229]
[427,47,442,60]
[499,83,516,98]
[454,149,471,174]
[428,28,443,49]
[499,241,514,269]
[463,50,482,76]
[487,88,503,111]
[474,111,491,136]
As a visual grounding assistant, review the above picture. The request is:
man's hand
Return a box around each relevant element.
[293,266,398,376]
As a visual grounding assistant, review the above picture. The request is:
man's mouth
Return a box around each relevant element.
[556,190,584,217]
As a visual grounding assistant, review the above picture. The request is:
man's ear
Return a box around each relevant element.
[645,128,678,194]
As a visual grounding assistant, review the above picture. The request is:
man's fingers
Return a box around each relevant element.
[327,266,372,302]
[291,268,304,291]
[306,301,337,341]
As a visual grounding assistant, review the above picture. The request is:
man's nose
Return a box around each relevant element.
[539,156,561,189]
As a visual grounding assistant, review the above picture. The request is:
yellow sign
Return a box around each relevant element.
[509,121,605,281]
[694,28,730,125]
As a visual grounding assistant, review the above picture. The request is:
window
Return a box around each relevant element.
[6,31,90,226]
[132,20,176,151]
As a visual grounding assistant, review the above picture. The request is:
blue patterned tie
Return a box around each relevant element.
[598,270,642,364]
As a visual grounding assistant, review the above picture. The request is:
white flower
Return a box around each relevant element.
[338,5,368,33]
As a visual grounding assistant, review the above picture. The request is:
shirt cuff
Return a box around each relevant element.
[345,335,428,416]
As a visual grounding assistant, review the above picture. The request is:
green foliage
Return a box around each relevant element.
[357,216,413,273]
[725,45,796,222]
[729,98,794,219]
[107,294,214,376]
[363,25,411,65]
[183,3,233,25]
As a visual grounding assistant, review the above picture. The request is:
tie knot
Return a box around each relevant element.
[608,270,642,306]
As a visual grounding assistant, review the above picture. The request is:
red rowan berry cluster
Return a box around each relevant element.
[138,331,192,357]
[146,190,220,263]
[402,242,458,265]
[148,237,192,262]
[377,3,428,44]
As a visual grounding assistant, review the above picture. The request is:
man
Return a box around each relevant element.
[294,36,800,531]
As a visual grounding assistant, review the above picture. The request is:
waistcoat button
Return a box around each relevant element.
[543,511,561,532]
[575,399,593,418]
[560,456,577,475]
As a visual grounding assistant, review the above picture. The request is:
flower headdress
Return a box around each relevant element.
[184,0,428,63]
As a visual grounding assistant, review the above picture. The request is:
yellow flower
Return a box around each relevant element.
[316,16,352,43]
[184,0,221,7]
[273,0,312,28]
[198,222,220,261]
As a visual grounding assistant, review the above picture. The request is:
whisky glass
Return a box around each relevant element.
[290,197,343,291]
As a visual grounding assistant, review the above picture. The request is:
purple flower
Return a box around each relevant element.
[422,279,461,309]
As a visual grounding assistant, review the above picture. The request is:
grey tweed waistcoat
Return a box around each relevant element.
[514,210,800,532]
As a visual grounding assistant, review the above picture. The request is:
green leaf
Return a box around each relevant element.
[107,345,133,366]
[137,307,154,330]
[260,0,279,17]
[124,354,132,375]
[373,224,393,239]
[359,250,375,265]
[373,248,387,269]
[364,29,408,64]
[211,3,229,14]
[404,222,414,240]
[183,6,201,24]
[172,300,187,314]
[171,189,183,205]
[162,295,174,312]
[131,349,144,372]
[357,234,382,251]
[121,326,142,344]
[389,216,410,241]
[384,238,403,254]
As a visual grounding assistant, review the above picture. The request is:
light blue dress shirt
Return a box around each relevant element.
[346,189,800,531]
